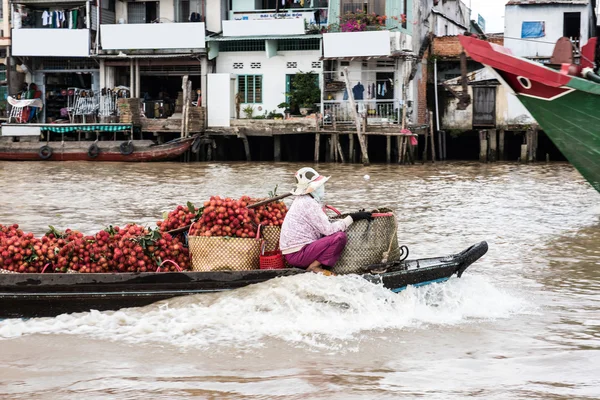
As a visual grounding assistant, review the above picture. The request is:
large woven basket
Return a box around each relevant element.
[262,226,281,252]
[330,209,400,275]
[188,235,263,272]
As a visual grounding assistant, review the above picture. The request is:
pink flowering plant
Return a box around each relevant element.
[332,10,406,32]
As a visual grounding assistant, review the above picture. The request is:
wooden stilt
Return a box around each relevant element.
[527,128,534,162]
[479,130,488,163]
[334,134,339,162]
[349,133,354,163]
[336,139,346,163]
[422,128,428,163]
[531,127,540,161]
[325,137,331,162]
[442,130,447,160]
[329,134,335,162]
[429,111,436,163]
[314,133,320,162]
[489,129,497,162]
[499,128,505,161]
[396,136,402,164]
[401,136,408,164]
[343,67,369,165]
[386,135,391,163]
[274,135,281,162]
[241,134,251,161]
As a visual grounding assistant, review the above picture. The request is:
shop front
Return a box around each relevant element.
[30,57,99,123]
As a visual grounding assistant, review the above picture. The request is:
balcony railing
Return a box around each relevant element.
[101,23,206,51]
[323,100,400,125]
[222,18,305,36]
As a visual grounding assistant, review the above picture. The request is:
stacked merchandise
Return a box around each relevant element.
[174,92,184,114]
[188,106,206,133]
[117,98,142,124]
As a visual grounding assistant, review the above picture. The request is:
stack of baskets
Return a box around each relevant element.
[187,225,284,272]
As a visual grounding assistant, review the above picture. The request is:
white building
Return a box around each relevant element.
[505,0,596,59]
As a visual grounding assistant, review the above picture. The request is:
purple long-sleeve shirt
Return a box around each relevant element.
[279,195,353,254]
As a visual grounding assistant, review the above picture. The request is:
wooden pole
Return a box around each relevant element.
[343,67,369,165]
[386,135,391,163]
[314,133,320,162]
[402,136,408,164]
[429,111,436,163]
[527,128,534,162]
[349,133,354,163]
[499,128,505,161]
[181,75,189,138]
[185,79,192,138]
[396,135,402,164]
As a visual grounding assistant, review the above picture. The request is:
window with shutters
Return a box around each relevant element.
[238,75,262,104]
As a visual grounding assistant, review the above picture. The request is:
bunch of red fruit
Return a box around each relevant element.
[188,195,287,238]
[0,223,190,274]
[0,224,49,273]
[157,202,201,232]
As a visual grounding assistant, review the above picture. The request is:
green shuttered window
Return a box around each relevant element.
[238,75,262,104]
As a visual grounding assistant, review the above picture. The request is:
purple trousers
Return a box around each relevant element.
[284,232,347,268]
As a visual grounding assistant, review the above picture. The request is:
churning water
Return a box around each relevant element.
[0,161,598,399]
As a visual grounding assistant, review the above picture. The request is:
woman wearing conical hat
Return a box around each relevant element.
[279,167,372,275]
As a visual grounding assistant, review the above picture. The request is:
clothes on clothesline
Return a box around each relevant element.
[39,7,85,29]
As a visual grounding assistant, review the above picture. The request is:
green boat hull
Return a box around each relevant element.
[518,91,600,192]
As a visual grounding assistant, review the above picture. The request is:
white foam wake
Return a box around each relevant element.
[0,274,531,349]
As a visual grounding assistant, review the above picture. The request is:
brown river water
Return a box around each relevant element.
[0,161,599,399]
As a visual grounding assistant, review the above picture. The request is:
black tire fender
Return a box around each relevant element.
[39,145,53,160]
[120,141,134,155]
[87,143,100,158]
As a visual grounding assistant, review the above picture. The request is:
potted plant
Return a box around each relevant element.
[242,105,254,119]
[288,71,320,116]
[278,102,291,119]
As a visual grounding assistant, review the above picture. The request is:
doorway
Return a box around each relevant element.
[472,86,496,127]
[127,1,159,23]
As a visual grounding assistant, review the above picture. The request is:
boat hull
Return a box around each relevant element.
[459,35,600,193]
[0,242,488,319]
[0,137,195,162]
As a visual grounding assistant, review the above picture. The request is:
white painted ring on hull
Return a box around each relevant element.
[517,76,532,89]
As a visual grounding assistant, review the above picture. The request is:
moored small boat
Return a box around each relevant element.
[0,123,198,162]
[0,242,488,319]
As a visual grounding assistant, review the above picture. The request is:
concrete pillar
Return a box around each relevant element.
[135,59,141,98]
[499,128,505,161]
[489,129,497,162]
[274,135,281,162]
[479,130,488,163]
[386,135,391,163]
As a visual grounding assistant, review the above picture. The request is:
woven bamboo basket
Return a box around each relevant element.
[329,208,400,275]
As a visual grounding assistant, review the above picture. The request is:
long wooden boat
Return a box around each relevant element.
[0,123,197,162]
[0,241,488,319]
[459,34,600,193]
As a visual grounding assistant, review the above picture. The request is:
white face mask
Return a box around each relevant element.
[312,185,325,202]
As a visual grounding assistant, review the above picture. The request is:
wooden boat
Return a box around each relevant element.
[0,123,198,162]
[459,34,600,193]
[0,241,488,319]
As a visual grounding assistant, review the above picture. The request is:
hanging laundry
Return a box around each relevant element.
[42,10,50,26]
[381,82,387,97]
[352,82,364,100]
[343,88,348,101]
[367,84,371,99]
[72,9,79,29]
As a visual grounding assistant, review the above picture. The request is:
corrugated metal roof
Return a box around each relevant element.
[506,0,589,5]
[206,34,322,41]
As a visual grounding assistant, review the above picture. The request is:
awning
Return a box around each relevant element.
[42,124,132,133]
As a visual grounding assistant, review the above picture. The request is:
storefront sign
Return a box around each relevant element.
[232,10,328,26]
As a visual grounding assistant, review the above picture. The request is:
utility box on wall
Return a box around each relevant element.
[207,73,235,127]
